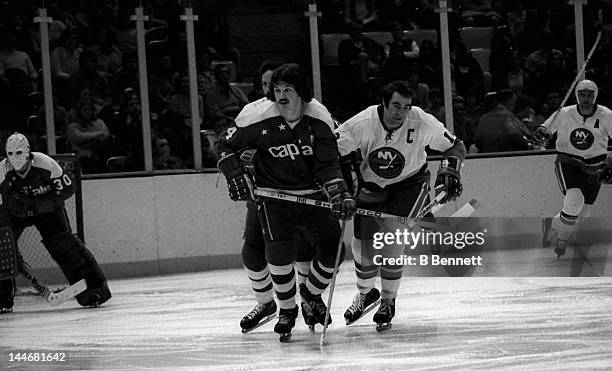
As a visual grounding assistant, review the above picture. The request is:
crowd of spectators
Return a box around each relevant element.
[0,0,611,174]
[325,0,612,153]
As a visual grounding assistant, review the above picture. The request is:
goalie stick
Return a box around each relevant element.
[18,264,87,307]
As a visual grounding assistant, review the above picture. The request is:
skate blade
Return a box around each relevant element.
[241,314,277,334]
[279,333,292,342]
[48,279,87,306]
[345,299,381,326]
[376,322,392,332]
[541,218,553,248]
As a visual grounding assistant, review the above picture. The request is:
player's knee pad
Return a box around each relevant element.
[562,188,584,217]
[241,238,267,271]
[43,231,111,307]
[0,278,15,308]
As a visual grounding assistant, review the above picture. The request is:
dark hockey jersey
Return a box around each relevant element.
[216,99,342,194]
[0,152,74,217]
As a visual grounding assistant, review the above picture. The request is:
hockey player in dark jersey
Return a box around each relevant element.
[336,80,466,331]
[216,63,356,341]
[0,133,111,312]
[235,60,320,333]
[535,80,612,258]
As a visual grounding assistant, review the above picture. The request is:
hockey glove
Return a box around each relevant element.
[599,160,612,184]
[435,157,463,203]
[533,126,552,148]
[323,178,357,220]
[217,153,253,201]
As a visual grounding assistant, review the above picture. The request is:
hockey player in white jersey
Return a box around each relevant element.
[336,80,466,331]
[534,79,612,258]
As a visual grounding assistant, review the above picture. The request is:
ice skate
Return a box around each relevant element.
[344,288,381,325]
[300,283,330,327]
[300,301,316,332]
[274,306,298,342]
[555,239,568,259]
[541,217,553,248]
[373,298,395,332]
[240,300,277,333]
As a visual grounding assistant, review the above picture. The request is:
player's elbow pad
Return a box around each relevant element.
[443,139,466,162]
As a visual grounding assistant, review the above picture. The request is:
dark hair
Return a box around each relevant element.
[266,63,313,102]
[496,89,516,103]
[381,80,415,107]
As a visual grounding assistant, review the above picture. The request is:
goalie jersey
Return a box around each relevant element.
[542,104,612,171]
[215,99,342,194]
[0,152,74,217]
[336,105,458,189]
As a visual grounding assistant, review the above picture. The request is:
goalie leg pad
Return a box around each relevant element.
[0,227,18,280]
[0,277,15,310]
[42,231,111,307]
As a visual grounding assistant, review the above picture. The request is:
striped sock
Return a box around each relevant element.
[268,263,296,310]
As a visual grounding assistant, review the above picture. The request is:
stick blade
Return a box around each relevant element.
[48,279,88,306]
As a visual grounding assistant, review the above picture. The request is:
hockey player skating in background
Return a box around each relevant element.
[0,133,111,313]
[535,80,612,258]
[216,63,356,341]
[234,60,320,333]
[336,80,466,331]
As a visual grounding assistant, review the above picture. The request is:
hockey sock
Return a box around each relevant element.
[380,277,401,300]
[295,261,310,286]
[305,259,334,296]
[269,263,296,310]
[243,265,274,305]
[352,237,378,294]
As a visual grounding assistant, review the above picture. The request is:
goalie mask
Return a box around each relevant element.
[575,79,598,104]
[6,133,31,172]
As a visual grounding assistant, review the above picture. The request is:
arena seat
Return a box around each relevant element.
[404,29,438,46]
[470,48,491,72]
[459,26,494,49]
[321,33,347,66]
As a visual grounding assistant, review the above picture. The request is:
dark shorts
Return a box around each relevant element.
[554,159,601,205]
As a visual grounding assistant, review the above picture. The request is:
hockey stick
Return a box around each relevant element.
[320,218,347,348]
[253,189,445,230]
[18,264,87,307]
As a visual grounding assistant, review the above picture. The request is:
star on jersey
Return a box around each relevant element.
[279,123,287,131]
[219,152,227,158]
[261,129,268,136]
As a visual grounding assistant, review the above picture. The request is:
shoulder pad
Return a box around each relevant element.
[305,99,335,130]
[234,99,278,128]
[31,152,64,178]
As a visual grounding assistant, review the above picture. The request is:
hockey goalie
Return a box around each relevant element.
[0,133,111,313]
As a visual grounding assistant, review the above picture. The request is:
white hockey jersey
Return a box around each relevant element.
[543,104,612,163]
[336,105,456,188]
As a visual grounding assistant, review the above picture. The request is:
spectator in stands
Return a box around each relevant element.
[51,28,82,106]
[452,95,477,149]
[425,88,445,124]
[382,21,419,83]
[506,49,526,96]
[109,90,144,171]
[88,24,122,78]
[7,13,38,68]
[378,0,419,31]
[489,25,513,91]
[110,50,139,106]
[506,1,526,44]
[0,29,38,93]
[535,90,562,126]
[406,67,430,109]
[451,42,483,100]
[149,53,179,114]
[206,63,249,134]
[152,135,184,170]
[417,39,442,90]
[523,30,562,104]
[196,47,216,98]
[473,89,533,153]
[66,99,114,174]
[516,8,542,55]
[514,95,538,132]
[343,0,380,32]
[69,49,112,110]
[338,21,385,104]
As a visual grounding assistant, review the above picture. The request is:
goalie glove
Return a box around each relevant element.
[435,156,463,203]
[217,153,253,201]
[533,125,552,147]
[322,178,357,220]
